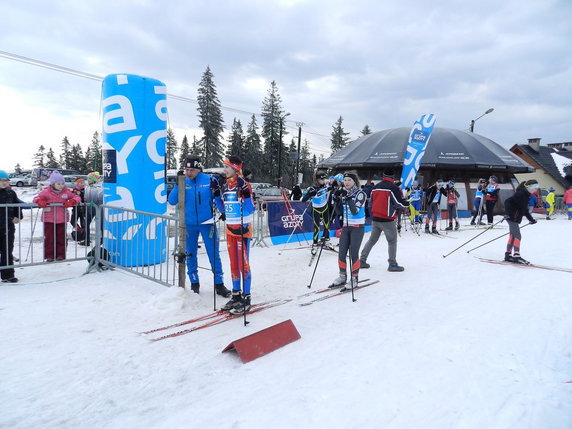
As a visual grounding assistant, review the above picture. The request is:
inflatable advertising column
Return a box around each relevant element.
[101,74,167,266]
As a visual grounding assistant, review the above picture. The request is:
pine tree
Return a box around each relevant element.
[197,66,225,167]
[14,163,22,174]
[226,118,244,158]
[166,128,178,169]
[299,139,312,186]
[330,116,350,152]
[59,136,72,169]
[178,135,190,169]
[85,131,102,172]
[33,145,46,168]
[45,148,60,168]
[243,115,263,178]
[261,81,289,183]
[190,136,203,158]
[68,144,86,172]
[361,124,372,136]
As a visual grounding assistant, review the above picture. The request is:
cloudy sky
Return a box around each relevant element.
[1,0,571,171]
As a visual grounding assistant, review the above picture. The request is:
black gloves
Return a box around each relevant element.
[219,213,226,222]
[236,177,251,198]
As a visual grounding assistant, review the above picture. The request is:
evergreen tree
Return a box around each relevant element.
[68,144,86,172]
[190,136,203,158]
[299,139,312,186]
[59,136,72,169]
[45,148,59,168]
[85,131,102,172]
[197,66,225,167]
[261,81,289,183]
[33,145,46,168]
[226,118,245,158]
[243,115,263,178]
[166,128,178,169]
[178,135,190,168]
[361,124,372,136]
[330,116,351,152]
[14,163,22,174]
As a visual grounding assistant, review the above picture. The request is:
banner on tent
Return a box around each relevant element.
[400,114,437,190]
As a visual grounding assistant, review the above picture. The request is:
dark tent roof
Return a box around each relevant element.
[318,127,534,173]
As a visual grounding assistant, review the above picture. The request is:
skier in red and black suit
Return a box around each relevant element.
[359,169,409,272]
[503,179,538,264]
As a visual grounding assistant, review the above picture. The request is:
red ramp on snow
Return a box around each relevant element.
[222,319,301,363]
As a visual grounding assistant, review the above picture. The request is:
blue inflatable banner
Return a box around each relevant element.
[101,74,167,266]
[400,114,437,190]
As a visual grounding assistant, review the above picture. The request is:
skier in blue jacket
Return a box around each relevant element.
[167,156,230,297]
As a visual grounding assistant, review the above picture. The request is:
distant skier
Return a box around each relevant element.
[470,178,486,225]
[301,172,332,251]
[406,181,423,224]
[424,179,446,234]
[503,179,538,264]
[545,187,555,220]
[445,180,460,231]
[484,175,500,225]
[330,171,367,291]
[564,185,572,220]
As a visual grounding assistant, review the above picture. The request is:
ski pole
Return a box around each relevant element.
[278,203,310,254]
[306,203,338,289]
[442,217,504,258]
[466,222,531,254]
[239,191,249,326]
[25,205,41,262]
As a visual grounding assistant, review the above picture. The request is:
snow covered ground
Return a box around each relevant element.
[1,200,571,429]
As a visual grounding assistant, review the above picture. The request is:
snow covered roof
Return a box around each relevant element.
[511,144,572,189]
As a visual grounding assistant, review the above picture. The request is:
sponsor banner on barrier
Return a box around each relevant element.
[266,201,370,245]
[101,74,167,267]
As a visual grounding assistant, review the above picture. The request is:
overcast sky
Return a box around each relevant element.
[1,0,571,171]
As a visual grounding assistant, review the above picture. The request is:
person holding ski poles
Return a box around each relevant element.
[360,169,409,271]
[470,178,486,225]
[330,171,367,291]
[503,179,538,264]
[424,179,446,234]
[406,181,423,224]
[301,171,332,253]
[167,156,230,297]
[484,175,500,225]
[215,156,255,314]
[445,180,460,231]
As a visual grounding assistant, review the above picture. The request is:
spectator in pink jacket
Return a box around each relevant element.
[564,185,572,220]
[33,171,81,261]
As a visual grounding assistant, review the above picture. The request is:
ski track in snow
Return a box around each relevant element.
[1,194,572,429]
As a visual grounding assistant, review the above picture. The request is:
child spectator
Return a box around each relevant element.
[33,171,81,261]
[0,170,22,282]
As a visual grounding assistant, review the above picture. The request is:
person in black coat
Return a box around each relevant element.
[0,171,22,282]
[503,179,538,264]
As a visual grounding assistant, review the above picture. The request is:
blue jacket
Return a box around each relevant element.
[167,172,219,225]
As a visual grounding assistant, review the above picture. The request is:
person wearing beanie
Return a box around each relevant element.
[484,175,500,225]
[0,170,22,282]
[503,179,538,264]
[545,186,556,220]
[405,181,423,224]
[360,168,409,272]
[215,155,256,314]
[301,171,333,250]
[167,155,230,297]
[87,171,101,185]
[424,178,447,234]
[33,170,81,262]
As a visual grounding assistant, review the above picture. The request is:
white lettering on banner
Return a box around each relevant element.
[122,224,142,240]
[154,182,167,204]
[105,187,135,221]
[146,218,165,239]
[154,86,168,121]
[102,95,137,133]
[102,136,141,175]
[422,114,437,128]
[147,130,167,164]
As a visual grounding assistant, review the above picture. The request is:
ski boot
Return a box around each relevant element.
[512,254,530,265]
[190,283,200,294]
[425,224,430,233]
[470,219,476,226]
[222,290,242,310]
[360,259,370,269]
[340,276,359,293]
[311,242,318,256]
[454,221,460,231]
[230,294,251,315]
[504,252,514,263]
[388,264,404,272]
[431,226,439,234]
[215,283,231,298]
[329,273,347,288]
[445,224,453,231]
[1,277,18,283]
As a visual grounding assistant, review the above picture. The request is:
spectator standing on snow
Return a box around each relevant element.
[215,156,255,314]
[545,187,555,220]
[564,185,572,220]
[424,179,446,234]
[445,180,460,231]
[0,170,22,282]
[470,178,486,225]
[503,179,538,264]
[359,169,409,272]
[484,175,500,225]
[167,156,230,297]
[33,171,81,262]
[331,171,368,291]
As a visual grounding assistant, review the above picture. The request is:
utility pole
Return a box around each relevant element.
[295,122,304,185]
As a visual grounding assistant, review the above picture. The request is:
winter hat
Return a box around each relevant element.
[489,175,497,182]
[75,177,85,184]
[87,171,101,184]
[383,168,395,178]
[343,171,360,186]
[224,156,243,172]
[49,171,65,185]
[185,156,203,170]
[0,170,8,180]
[549,187,555,192]
[524,179,539,191]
